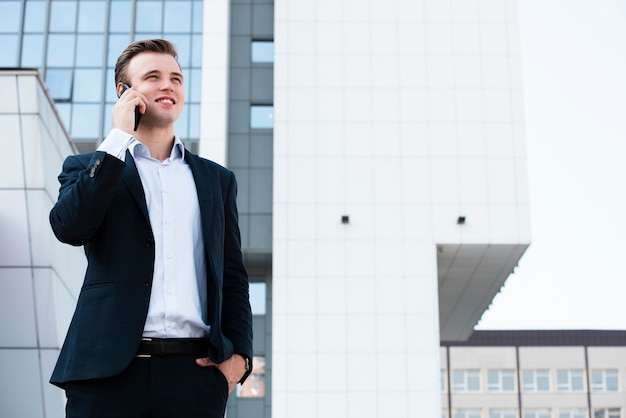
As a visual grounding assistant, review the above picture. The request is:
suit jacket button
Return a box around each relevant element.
[145,239,153,247]
[140,279,151,287]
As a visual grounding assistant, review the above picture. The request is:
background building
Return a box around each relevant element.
[1,0,534,417]
[441,330,626,418]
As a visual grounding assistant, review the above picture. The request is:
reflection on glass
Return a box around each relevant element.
[135,1,163,33]
[76,34,104,67]
[78,1,106,33]
[73,69,103,102]
[109,1,132,33]
[164,1,191,33]
[71,103,101,138]
[24,0,47,32]
[250,105,274,129]
[192,0,203,32]
[21,34,44,68]
[237,356,266,398]
[47,34,76,67]
[0,1,21,33]
[251,41,274,63]
[46,69,74,101]
[50,1,78,32]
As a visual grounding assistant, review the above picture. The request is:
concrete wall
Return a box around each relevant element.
[0,70,84,418]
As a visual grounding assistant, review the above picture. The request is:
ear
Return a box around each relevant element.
[116,83,126,98]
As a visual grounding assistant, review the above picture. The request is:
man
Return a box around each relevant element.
[49,39,253,418]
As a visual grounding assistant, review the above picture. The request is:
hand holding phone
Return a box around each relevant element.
[118,84,142,131]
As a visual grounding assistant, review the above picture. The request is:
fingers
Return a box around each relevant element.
[195,357,216,367]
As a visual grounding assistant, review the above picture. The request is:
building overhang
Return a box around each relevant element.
[437,243,529,341]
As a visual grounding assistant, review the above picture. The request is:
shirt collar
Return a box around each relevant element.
[129,136,186,161]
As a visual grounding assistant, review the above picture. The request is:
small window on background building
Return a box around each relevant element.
[593,408,621,418]
[237,356,266,398]
[487,369,515,392]
[557,369,585,392]
[452,370,480,392]
[521,369,550,392]
[250,105,274,129]
[251,41,274,63]
[591,370,619,392]
[523,409,552,418]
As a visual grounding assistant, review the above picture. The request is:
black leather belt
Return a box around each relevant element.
[136,338,209,358]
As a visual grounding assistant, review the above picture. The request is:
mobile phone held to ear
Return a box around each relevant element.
[119,83,142,131]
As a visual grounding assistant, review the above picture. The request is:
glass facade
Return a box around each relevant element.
[2,0,203,151]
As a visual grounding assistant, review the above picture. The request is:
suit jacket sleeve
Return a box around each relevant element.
[221,170,254,382]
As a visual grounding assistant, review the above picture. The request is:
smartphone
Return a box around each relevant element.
[119,83,142,131]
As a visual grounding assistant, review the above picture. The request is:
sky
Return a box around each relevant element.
[476,0,626,330]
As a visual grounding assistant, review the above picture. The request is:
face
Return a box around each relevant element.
[125,52,184,127]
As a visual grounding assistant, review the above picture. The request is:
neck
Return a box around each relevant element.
[134,125,176,162]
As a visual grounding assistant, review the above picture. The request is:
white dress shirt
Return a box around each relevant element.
[98,129,210,338]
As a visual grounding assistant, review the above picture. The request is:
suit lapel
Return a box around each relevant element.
[121,150,151,224]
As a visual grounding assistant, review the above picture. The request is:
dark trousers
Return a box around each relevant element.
[64,355,229,418]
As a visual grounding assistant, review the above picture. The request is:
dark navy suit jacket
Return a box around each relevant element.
[49,149,253,388]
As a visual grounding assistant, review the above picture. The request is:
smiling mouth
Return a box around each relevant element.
[157,98,175,105]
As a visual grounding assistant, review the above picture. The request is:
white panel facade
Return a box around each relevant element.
[273,0,528,417]
[0,71,85,418]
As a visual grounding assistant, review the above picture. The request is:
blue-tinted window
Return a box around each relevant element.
[78,1,106,33]
[174,105,189,138]
[0,1,21,33]
[188,104,200,139]
[47,34,76,66]
[71,103,101,138]
[76,34,104,67]
[251,41,274,63]
[191,34,202,67]
[56,103,72,131]
[109,1,132,33]
[73,69,103,102]
[164,1,191,33]
[21,34,44,68]
[250,105,274,129]
[192,0,203,32]
[50,1,78,32]
[105,68,118,103]
[24,1,47,32]
[249,283,266,315]
[189,69,201,102]
[107,34,131,67]
[46,69,74,101]
[167,34,191,67]
[0,35,18,66]
[103,103,114,137]
[135,1,162,33]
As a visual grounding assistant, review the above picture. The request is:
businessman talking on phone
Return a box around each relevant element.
[49,39,253,418]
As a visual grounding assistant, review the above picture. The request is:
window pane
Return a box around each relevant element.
[251,41,274,63]
[192,0,203,32]
[21,34,44,68]
[0,1,21,33]
[73,69,103,102]
[71,104,101,138]
[24,0,47,32]
[136,1,162,33]
[50,1,77,32]
[108,34,131,67]
[0,35,18,66]
[78,1,106,32]
[47,34,76,67]
[76,34,105,67]
[109,1,132,33]
[188,104,200,140]
[167,35,191,68]
[164,1,191,33]
[250,282,266,315]
[191,34,202,67]
[46,69,74,101]
[250,105,274,129]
